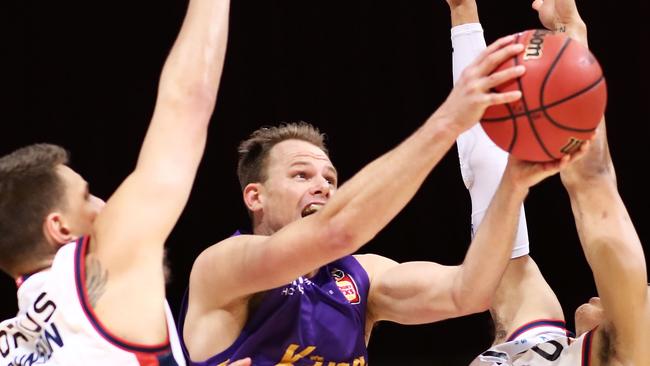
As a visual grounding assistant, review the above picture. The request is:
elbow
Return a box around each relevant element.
[315,213,371,257]
[466,296,492,315]
[158,82,218,122]
[451,278,493,316]
[454,294,492,316]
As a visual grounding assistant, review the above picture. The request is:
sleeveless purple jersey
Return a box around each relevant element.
[179,255,370,366]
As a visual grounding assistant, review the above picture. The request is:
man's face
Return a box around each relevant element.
[574,296,605,336]
[55,165,105,241]
[255,139,338,234]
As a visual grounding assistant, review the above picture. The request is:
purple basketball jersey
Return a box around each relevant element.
[179,255,370,365]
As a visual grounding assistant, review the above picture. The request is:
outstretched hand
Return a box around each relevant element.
[504,139,592,190]
[433,35,525,133]
[532,0,587,45]
[560,121,616,189]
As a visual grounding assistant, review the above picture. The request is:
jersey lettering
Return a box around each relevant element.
[276,344,366,366]
[532,340,564,361]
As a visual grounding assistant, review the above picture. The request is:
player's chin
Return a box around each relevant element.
[574,303,603,336]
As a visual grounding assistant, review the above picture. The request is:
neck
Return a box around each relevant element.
[13,257,54,282]
[252,220,320,279]
[252,218,278,237]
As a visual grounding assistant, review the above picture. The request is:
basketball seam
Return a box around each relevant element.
[482,76,604,125]
[540,76,604,132]
[483,37,604,128]
[516,31,556,161]
[540,37,600,134]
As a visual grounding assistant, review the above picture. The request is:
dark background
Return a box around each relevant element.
[2,0,647,364]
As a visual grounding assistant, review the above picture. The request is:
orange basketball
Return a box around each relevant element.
[480,29,607,162]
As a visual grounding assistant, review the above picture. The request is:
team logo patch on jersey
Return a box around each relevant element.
[331,268,360,304]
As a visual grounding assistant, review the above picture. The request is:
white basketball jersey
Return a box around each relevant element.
[0,237,186,366]
[470,321,594,366]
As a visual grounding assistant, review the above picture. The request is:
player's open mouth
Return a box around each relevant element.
[301,203,323,217]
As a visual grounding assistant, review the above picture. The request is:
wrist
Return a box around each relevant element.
[558,21,588,48]
[500,170,531,199]
[561,172,616,194]
[449,2,480,27]
[427,111,466,141]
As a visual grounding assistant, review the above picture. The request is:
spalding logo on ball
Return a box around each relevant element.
[480,29,607,162]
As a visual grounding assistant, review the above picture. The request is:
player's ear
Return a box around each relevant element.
[43,212,74,246]
[243,183,263,213]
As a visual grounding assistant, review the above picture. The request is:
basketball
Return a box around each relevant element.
[480,29,607,162]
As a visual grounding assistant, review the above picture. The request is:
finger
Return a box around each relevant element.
[532,0,544,11]
[230,358,252,366]
[484,90,522,106]
[476,43,525,76]
[567,140,592,162]
[557,153,573,170]
[481,65,526,90]
[469,34,517,70]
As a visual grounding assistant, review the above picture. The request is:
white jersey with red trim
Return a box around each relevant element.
[0,237,185,366]
[469,321,595,366]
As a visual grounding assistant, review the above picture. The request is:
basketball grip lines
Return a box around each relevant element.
[483,36,604,160]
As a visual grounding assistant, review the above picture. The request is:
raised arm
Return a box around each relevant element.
[361,146,587,326]
[447,0,566,341]
[537,0,648,362]
[563,151,647,360]
[356,0,594,328]
[189,36,526,313]
[89,0,231,343]
[561,119,647,363]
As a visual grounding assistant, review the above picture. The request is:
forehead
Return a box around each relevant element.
[268,139,333,168]
[56,165,86,189]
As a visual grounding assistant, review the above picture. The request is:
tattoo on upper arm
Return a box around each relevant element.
[85,257,109,308]
[557,25,567,33]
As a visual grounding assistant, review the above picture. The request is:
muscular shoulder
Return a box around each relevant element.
[192,235,263,274]
[189,235,260,307]
[353,253,397,282]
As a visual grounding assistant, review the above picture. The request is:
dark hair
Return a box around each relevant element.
[237,122,328,190]
[0,144,69,274]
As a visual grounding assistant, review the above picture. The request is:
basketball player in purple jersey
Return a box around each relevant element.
[179,31,590,364]
[0,0,249,364]
[447,0,650,364]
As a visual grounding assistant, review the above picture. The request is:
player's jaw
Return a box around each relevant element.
[55,165,105,243]
[574,296,605,336]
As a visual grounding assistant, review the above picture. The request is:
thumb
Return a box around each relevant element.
[230,358,252,366]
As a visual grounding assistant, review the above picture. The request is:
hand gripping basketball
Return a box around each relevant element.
[480,29,607,162]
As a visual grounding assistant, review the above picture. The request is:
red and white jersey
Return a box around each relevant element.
[470,320,595,366]
[0,237,185,366]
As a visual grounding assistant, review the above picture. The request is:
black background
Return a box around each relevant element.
[1,0,647,364]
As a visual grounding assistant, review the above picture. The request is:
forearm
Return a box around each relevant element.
[568,182,646,277]
[454,175,529,312]
[321,116,461,251]
[137,0,230,172]
[157,0,230,113]
[568,180,647,344]
[327,34,528,246]
[489,256,564,342]
[94,0,232,246]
